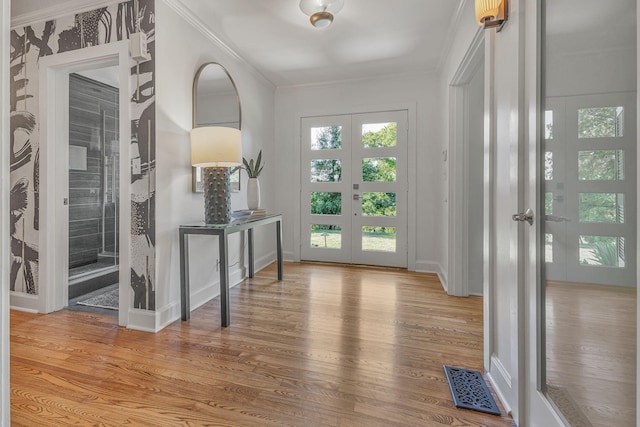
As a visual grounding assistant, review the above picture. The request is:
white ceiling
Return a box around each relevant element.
[12,0,464,87]
[175,0,462,86]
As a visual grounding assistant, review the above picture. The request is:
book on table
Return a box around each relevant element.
[231,209,267,220]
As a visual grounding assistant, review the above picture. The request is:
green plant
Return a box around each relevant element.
[243,150,264,178]
[589,241,619,267]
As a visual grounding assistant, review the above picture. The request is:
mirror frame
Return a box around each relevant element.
[191,62,242,192]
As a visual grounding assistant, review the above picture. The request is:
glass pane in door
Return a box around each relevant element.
[578,106,624,138]
[543,0,636,423]
[362,192,396,217]
[311,126,342,150]
[311,225,342,249]
[310,192,342,215]
[361,226,396,253]
[310,159,342,182]
[362,122,396,147]
[362,157,396,182]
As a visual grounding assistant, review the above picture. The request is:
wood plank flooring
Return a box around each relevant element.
[546,281,636,427]
[11,262,514,426]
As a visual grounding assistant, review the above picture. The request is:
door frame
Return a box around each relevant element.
[292,103,418,270]
[1,0,11,422]
[448,28,484,296]
[32,42,131,326]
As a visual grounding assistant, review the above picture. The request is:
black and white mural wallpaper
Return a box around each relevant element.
[9,0,157,310]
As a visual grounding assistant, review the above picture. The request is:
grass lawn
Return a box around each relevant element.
[311,229,396,253]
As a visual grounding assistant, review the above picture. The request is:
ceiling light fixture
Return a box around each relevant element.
[476,0,508,32]
[300,0,344,28]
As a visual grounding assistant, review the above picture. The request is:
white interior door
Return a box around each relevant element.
[300,111,408,267]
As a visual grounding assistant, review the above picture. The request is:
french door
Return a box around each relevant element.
[300,111,408,267]
[544,94,636,286]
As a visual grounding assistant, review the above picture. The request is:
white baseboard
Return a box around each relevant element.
[254,251,277,273]
[283,250,295,262]
[415,260,444,275]
[144,263,248,332]
[156,301,181,331]
[415,260,447,292]
[487,355,513,416]
[127,308,158,332]
[9,292,39,313]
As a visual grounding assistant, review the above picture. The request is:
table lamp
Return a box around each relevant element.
[190,126,242,224]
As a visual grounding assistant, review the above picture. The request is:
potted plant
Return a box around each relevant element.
[243,150,264,210]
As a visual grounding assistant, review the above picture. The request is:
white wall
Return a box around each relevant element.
[154,1,276,328]
[274,73,443,274]
[1,0,10,422]
[546,38,636,98]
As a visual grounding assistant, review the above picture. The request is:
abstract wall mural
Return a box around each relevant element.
[9,0,157,311]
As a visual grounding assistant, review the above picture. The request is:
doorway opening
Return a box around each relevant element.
[37,42,131,326]
[447,31,485,297]
[67,69,120,313]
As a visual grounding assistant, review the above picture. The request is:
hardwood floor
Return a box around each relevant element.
[11,262,514,426]
[546,281,636,427]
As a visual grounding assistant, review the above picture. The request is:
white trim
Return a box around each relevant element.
[11,0,119,28]
[277,71,436,91]
[36,42,132,325]
[637,2,640,423]
[1,0,11,421]
[414,260,445,275]
[447,28,484,297]
[9,293,39,313]
[487,368,513,416]
[483,29,496,380]
[162,0,272,87]
[283,251,296,262]
[126,308,157,332]
[436,0,470,73]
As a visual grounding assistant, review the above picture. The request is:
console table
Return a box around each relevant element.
[179,213,283,327]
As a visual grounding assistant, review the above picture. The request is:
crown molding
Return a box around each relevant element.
[11,0,118,28]
[436,0,470,74]
[162,0,274,89]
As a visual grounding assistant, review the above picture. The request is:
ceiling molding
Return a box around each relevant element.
[436,0,471,74]
[163,0,274,89]
[276,69,437,91]
[11,0,117,28]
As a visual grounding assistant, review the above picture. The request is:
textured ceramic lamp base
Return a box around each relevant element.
[203,167,231,224]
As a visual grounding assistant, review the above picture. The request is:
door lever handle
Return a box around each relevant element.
[512,208,534,225]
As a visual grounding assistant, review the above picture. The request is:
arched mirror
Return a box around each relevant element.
[192,62,242,192]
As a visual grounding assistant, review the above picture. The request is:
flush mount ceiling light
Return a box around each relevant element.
[300,0,344,28]
[476,0,508,31]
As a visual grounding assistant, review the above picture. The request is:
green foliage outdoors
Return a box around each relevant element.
[589,242,620,267]
[311,123,397,233]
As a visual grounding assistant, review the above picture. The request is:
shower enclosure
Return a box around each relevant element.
[68,71,120,300]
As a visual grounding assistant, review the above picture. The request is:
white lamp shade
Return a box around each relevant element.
[476,0,502,25]
[190,126,242,167]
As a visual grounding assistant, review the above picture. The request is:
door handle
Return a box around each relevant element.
[512,208,534,225]
[545,214,571,222]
